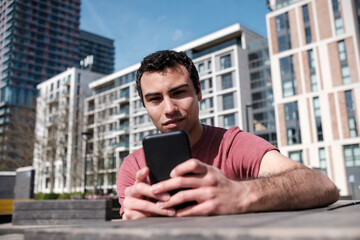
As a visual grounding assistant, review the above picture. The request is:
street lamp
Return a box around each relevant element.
[245,103,253,133]
[81,131,92,199]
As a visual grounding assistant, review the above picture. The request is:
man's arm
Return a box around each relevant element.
[151,150,339,216]
[245,150,339,212]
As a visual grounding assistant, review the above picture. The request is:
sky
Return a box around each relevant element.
[80,0,271,71]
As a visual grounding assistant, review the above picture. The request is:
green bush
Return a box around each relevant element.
[34,192,83,200]
[57,193,71,199]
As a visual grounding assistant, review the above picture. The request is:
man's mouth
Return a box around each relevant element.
[163,118,184,127]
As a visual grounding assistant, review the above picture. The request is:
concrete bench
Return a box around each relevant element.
[12,199,112,225]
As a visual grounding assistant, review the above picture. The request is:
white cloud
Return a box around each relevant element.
[172,29,183,41]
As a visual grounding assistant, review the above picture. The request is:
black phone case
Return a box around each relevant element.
[143,130,196,210]
[143,130,192,184]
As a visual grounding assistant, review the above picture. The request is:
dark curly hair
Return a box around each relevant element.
[136,50,200,106]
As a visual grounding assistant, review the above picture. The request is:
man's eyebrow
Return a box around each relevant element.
[169,84,189,92]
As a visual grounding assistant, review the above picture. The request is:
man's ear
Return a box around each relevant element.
[197,89,202,101]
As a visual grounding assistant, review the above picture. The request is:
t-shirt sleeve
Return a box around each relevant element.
[116,154,141,215]
[225,127,278,179]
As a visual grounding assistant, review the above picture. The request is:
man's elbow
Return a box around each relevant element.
[323,179,339,205]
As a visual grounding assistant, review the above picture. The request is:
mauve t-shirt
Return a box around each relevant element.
[116,125,277,214]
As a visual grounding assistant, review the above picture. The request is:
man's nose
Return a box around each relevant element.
[163,98,178,115]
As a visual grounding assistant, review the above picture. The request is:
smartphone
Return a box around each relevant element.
[143,130,196,210]
[143,130,192,184]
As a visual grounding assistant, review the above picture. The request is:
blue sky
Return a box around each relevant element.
[80,0,270,71]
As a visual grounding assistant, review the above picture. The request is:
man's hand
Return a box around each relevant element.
[150,159,251,217]
[122,167,176,220]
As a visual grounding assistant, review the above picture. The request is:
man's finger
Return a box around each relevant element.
[124,197,176,217]
[135,167,149,183]
[170,159,208,177]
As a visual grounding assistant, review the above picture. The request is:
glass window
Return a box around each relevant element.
[319,148,327,169]
[199,63,205,72]
[341,66,351,84]
[285,101,301,145]
[332,0,344,35]
[338,41,347,61]
[276,13,292,52]
[313,97,323,141]
[289,150,303,164]
[200,80,205,90]
[221,73,233,89]
[303,5,312,44]
[280,56,297,97]
[345,91,358,137]
[224,114,235,129]
[220,54,231,69]
[344,144,360,167]
[200,99,206,110]
[223,93,234,110]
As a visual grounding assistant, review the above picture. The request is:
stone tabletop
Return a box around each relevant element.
[1,200,360,240]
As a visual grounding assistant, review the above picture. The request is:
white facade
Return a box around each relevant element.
[85,23,266,193]
[266,0,360,198]
[33,68,104,193]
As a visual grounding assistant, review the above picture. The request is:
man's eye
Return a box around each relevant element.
[174,90,185,95]
[149,97,161,102]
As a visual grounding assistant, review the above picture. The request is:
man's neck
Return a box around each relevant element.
[189,122,204,147]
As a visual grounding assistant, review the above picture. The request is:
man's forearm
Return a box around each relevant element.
[241,168,339,213]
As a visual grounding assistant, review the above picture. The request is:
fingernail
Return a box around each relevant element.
[156,201,165,208]
[159,193,170,201]
[167,209,175,216]
[170,170,175,177]
[150,185,160,194]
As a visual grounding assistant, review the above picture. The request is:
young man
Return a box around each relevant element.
[117,50,339,220]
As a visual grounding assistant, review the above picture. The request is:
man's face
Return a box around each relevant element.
[141,64,202,136]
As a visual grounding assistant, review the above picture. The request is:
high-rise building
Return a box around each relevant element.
[83,24,272,194]
[266,0,360,199]
[79,30,115,75]
[0,0,114,170]
[248,38,277,146]
[0,0,81,170]
[33,68,104,193]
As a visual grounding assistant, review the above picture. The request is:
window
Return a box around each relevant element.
[302,5,312,44]
[313,97,323,141]
[223,93,234,110]
[285,102,301,145]
[200,80,205,90]
[307,50,318,91]
[345,91,358,137]
[220,54,231,69]
[280,56,297,97]
[224,114,235,129]
[289,150,303,164]
[332,0,344,35]
[198,63,205,72]
[276,13,291,52]
[319,148,327,174]
[200,99,206,110]
[221,73,233,89]
[344,144,360,167]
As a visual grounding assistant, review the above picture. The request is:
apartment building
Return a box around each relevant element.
[266,0,360,198]
[33,68,104,193]
[84,23,272,194]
